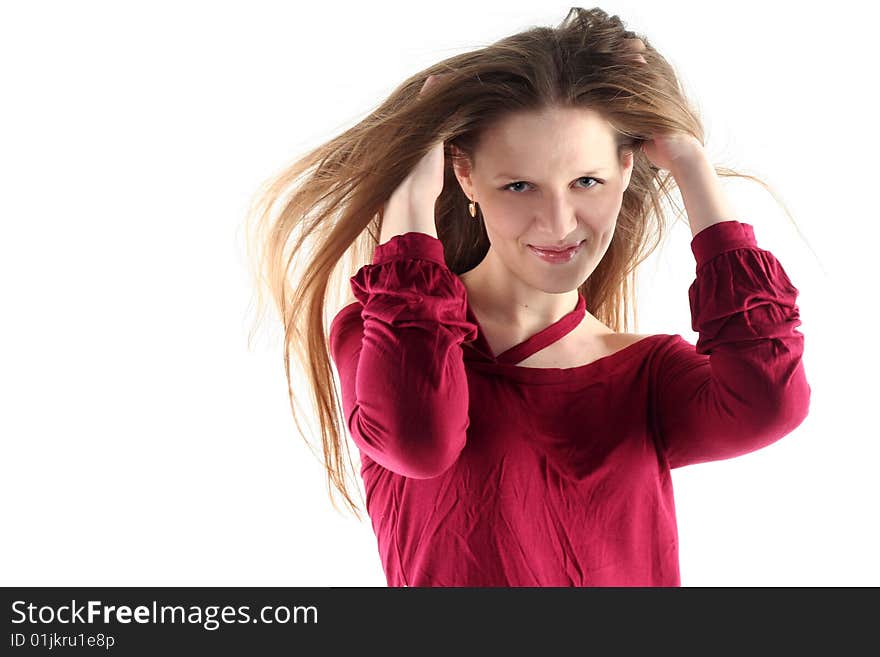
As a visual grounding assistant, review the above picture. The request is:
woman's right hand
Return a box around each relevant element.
[380,74,448,241]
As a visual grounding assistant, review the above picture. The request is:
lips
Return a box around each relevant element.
[528,240,585,263]
[528,240,584,253]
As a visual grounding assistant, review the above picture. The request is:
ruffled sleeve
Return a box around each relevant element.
[328,232,478,479]
[651,220,811,470]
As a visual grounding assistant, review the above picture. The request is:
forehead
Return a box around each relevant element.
[479,107,618,167]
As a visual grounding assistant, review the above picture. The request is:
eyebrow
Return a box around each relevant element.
[493,170,605,180]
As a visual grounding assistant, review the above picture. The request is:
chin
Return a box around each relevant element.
[526,273,585,295]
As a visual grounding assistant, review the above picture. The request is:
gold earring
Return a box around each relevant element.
[468,199,477,218]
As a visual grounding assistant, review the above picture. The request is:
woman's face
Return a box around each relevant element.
[452,106,634,294]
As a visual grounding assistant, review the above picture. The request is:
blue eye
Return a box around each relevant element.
[501,177,602,192]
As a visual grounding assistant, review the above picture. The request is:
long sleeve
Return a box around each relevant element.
[328,232,478,479]
[651,220,811,470]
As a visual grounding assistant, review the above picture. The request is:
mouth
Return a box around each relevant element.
[528,242,582,252]
[527,240,585,263]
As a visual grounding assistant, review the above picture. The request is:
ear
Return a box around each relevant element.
[449,143,475,197]
[621,149,635,192]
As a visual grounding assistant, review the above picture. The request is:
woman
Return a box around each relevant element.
[245,7,810,586]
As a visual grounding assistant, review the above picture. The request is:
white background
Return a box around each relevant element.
[2,0,877,586]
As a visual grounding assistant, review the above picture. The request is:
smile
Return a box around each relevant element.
[527,240,585,263]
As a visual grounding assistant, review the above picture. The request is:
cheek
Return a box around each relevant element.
[590,190,623,217]
[482,212,531,242]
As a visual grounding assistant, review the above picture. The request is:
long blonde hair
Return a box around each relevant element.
[243,7,809,521]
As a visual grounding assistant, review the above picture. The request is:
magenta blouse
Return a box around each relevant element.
[329,220,811,586]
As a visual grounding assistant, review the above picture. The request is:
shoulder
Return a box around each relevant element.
[600,331,657,354]
[582,312,651,346]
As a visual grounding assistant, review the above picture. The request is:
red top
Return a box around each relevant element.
[329,220,811,586]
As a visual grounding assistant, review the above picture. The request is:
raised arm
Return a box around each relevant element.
[329,232,478,479]
[651,220,811,469]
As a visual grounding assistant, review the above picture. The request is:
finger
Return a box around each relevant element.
[624,37,646,51]
[419,74,444,95]
[624,52,647,64]
[623,37,647,63]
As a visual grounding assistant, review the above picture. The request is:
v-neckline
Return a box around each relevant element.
[464,292,587,365]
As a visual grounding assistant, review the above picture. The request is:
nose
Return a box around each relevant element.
[532,196,580,242]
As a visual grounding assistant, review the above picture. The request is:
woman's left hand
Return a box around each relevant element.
[622,37,706,174]
[639,132,705,174]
